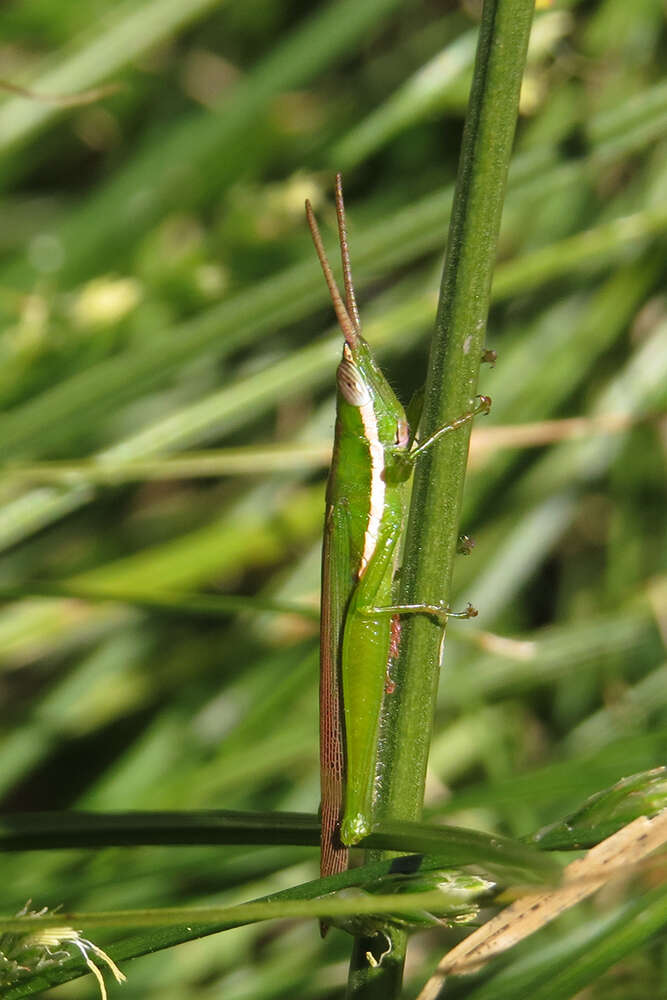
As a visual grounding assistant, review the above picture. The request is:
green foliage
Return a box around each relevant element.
[0,0,665,997]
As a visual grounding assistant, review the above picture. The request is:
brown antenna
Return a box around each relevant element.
[306,196,359,348]
[334,173,361,332]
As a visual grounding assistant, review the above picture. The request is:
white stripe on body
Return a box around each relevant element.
[358,399,385,576]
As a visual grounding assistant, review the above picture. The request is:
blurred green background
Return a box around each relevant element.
[0,0,665,996]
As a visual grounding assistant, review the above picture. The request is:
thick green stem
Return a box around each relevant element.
[347,0,535,994]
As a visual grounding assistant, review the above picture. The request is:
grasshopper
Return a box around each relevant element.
[306,176,489,887]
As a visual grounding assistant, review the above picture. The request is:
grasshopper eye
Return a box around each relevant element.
[337,358,371,407]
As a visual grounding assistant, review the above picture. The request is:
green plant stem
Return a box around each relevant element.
[347,1,536,995]
[0,809,319,851]
[0,811,557,876]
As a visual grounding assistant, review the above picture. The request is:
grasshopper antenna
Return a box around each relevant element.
[306,195,360,348]
[334,173,361,332]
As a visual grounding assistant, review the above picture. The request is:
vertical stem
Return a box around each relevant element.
[347,932,407,1000]
[347,0,535,994]
[387,0,535,831]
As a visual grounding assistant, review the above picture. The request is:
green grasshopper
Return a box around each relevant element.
[306,176,490,887]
